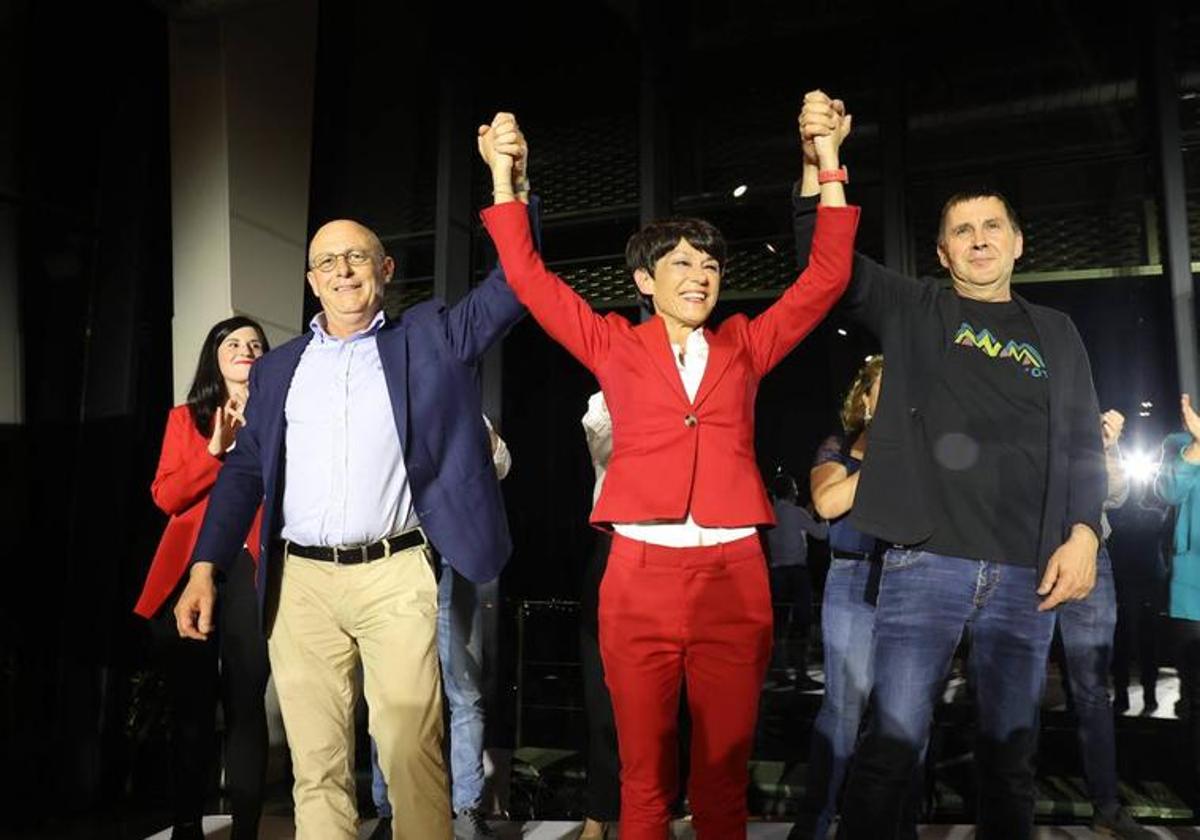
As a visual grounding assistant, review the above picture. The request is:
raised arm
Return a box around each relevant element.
[434,121,539,363]
[176,367,268,640]
[1157,397,1200,504]
[1101,410,1130,511]
[746,92,859,374]
[150,407,224,516]
[477,112,611,370]
[792,98,925,335]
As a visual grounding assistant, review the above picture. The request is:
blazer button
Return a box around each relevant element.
[684,413,698,427]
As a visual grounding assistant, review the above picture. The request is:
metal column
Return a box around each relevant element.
[1148,4,1198,398]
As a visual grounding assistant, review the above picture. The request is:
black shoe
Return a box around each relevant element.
[454,806,497,839]
[367,816,392,840]
[1114,690,1130,714]
[1141,699,1159,716]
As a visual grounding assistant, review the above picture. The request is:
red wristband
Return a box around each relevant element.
[817,166,849,184]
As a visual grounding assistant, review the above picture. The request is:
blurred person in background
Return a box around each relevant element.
[1154,394,1200,809]
[765,468,828,690]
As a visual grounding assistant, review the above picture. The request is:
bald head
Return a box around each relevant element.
[308,219,385,266]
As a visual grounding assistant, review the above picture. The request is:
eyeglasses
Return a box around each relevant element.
[309,249,377,273]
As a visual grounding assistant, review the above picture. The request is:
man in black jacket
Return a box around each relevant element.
[794,94,1105,840]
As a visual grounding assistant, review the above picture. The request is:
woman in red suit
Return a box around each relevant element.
[477,96,856,839]
[135,316,269,840]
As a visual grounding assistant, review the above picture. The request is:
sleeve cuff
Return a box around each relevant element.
[1177,442,1200,472]
[792,190,820,211]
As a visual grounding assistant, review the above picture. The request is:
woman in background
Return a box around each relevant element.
[1154,393,1200,809]
[135,316,270,840]
[792,356,901,840]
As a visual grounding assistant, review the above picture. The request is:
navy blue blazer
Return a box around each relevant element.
[192,207,536,615]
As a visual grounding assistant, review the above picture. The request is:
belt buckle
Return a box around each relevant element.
[334,545,366,565]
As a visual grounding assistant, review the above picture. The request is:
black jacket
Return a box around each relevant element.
[793,194,1105,577]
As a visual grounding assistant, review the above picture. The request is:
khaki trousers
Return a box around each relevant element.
[267,544,450,839]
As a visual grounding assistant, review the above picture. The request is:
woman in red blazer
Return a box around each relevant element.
[137,316,268,840]
[477,97,857,840]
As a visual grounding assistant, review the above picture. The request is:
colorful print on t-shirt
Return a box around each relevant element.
[953,322,1048,378]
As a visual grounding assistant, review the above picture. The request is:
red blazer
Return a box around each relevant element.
[481,202,860,528]
[134,404,262,618]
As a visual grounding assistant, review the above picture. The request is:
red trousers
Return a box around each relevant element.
[598,533,773,839]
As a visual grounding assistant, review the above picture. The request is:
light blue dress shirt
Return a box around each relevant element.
[280,310,416,547]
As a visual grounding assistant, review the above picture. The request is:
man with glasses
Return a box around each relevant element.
[174,137,536,839]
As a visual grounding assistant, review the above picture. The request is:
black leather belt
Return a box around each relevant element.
[283,529,425,565]
[831,549,871,562]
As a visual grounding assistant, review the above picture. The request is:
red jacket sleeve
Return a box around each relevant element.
[480,201,612,370]
[746,204,860,376]
[150,405,223,516]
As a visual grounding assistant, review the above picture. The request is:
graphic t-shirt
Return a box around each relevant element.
[921,298,1049,567]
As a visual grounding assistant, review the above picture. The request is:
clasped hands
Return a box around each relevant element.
[478,112,529,203]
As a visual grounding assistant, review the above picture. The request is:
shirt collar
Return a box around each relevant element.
[309,308,386,344]
[670,328,709,361]
[667,328,700,367]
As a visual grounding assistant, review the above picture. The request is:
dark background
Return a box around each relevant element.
[1,0,1198,834]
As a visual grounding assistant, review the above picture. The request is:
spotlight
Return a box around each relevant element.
[765,242,777,253]
[1122,449,1159,484]
[836,328,848,337]
[732,184,748,198]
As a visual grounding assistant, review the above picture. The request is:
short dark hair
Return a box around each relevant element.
[625,218,727,277]
[937,190,1022,245]
[626,218,726,312]
[186,316,270,437]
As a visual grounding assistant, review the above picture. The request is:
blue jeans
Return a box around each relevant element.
[1056,547,1118,811]
[838,550,1055,840]
[798,556,878,839]
[373,562,485,815]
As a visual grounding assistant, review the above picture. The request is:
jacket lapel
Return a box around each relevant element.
[633,316,690,407]
[375,318,409,449]
[692,325,735,409]
[260,333,312,548]
[1014,292,1057,434]
[920,290,962,413]
[262,334,312,475]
